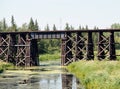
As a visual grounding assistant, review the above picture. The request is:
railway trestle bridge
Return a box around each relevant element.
[0,29,120,66]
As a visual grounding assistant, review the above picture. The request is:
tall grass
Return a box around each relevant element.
[0,61,13,73]
[67,60,120,89]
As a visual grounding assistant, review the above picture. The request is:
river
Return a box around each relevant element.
[0,61,83,89]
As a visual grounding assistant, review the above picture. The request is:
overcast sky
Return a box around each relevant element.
[0,0,120,30]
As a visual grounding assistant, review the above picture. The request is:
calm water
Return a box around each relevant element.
[0,61,83,89]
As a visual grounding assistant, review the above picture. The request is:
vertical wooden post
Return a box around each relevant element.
[61,32,73,66]
[0,34,2,58]
[66,32,73,61]
[61,38,66,66]
[98,32,105,60]
[25,34,31,66]
[7,34,10,62]
[8,34,16,65]
[86,32,94,60]
[76,32,84,60]
[31,39,39,66]
[109,31,116,60]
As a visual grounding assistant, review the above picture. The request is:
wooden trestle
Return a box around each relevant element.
[0,33,38,66]
[0,29,120,66]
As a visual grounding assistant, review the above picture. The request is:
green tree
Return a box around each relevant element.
[45,24,50,31]
[70,25,74,30]
[81,26,85,30]
[11,15,17,31]
[53,24,57,31]
[111,23,120,29]
[65,23,70,30]
[34,20,39,31]
[93,26,99,30]
[85,25,88,30]
[78,25,82,30]
[3,18,7,31]
[28,17,35,31]
[18,23,28,31]
[0,21,2,31]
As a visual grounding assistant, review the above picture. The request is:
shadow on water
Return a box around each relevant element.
[0,61,83,89]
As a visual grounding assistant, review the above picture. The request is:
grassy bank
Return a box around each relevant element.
[67,60,120,89]
[39,52,60,61]
[0,61,13,73]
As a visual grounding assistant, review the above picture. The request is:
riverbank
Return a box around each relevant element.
[67,60,120,89]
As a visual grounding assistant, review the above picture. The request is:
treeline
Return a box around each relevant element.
[0,16,120,54]
[0,16,100,32]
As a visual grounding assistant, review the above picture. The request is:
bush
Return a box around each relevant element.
[39,51,60,61]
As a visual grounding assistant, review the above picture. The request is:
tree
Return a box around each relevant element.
[111,23,120,37]
[28,17,35,31]
[0,21,2,31]
[45,24,50,31]
[70,25,74,30]
[85,25,88,30]
[78,25,82,30]
[81,26,85,30]
[11,15,17,31]
[65,23,70,30]
[111,23,120,29]
[34,20,39,31]
[3,18,7,31]
[18,23,28,31]
[94,26,99,30]
[53,24,57,31]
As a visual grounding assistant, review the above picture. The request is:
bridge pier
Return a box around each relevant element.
[16,33,39,66]
[86,32,94,60]
[16,34,30,66]
[0,33,39,66]
[75,32,86,60]
[8,34,16,65]
[109,32,116,60]
[97,31,116,60]
[0,34,10,62]
[61,32,73,66]
[61,38,66,66]
[31,39,39,65]
[98,32,106,60]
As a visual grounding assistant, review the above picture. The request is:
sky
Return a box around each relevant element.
[0,0,120,30]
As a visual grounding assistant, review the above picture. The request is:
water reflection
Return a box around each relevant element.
[62,74,74,89]
[38,74,80,89]
[0,73,82,89]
